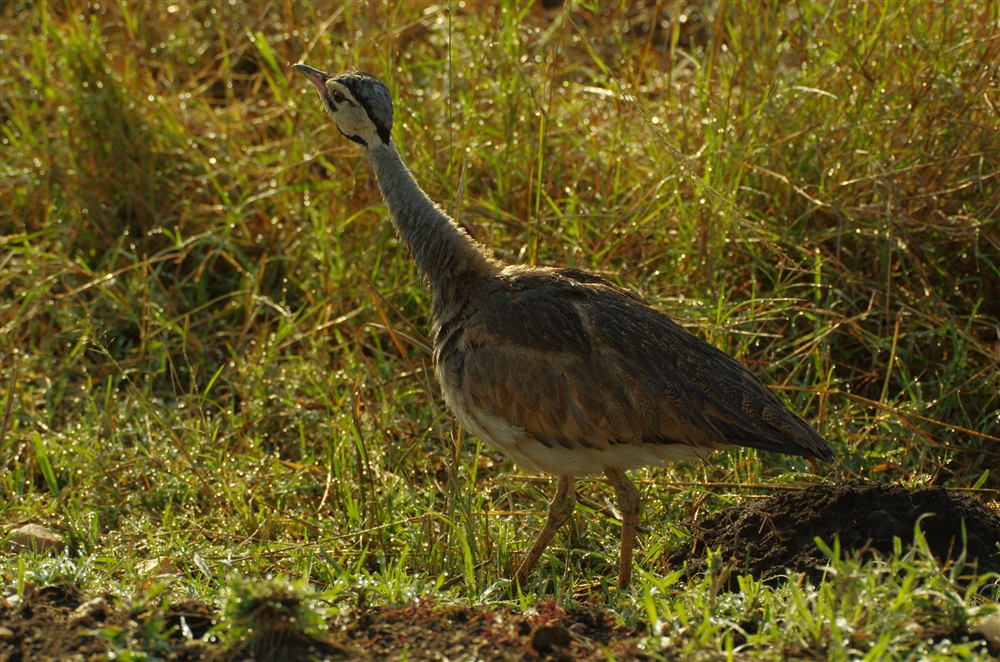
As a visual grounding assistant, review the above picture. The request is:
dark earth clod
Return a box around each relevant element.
[3,480,997,661]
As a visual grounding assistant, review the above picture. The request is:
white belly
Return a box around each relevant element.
[438,365,712,477]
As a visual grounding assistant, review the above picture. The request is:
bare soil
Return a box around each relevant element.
[673,479,1000,588]
[2,480,997,661]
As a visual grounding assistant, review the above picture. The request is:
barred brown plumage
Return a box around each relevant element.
[293,64,834,590]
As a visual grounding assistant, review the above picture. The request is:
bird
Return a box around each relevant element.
[293,65,835,590]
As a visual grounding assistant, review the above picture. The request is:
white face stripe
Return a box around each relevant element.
[331,73,394,146]
[320,80,384,148]
[296,68,394,148]
[327,82,357,106]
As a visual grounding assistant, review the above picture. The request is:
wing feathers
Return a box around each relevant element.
[445,268,832,462]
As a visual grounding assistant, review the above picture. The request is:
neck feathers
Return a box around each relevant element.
[366,141,498,319]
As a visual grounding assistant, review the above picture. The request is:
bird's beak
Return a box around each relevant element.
[293,63,329,92]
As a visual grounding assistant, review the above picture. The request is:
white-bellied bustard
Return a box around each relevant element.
[293,65,834,590]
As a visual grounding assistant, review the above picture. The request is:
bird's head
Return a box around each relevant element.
[293,65,393,149]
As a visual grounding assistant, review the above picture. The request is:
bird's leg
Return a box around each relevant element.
[514,474,574,588]
[604,467,641,589]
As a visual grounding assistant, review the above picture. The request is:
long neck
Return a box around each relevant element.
[366,141,497,319]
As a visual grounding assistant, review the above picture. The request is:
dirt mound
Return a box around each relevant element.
[674,479,1000,586]
[0,586,642,661]
[0,584,214,662]
[4,481,998,661]
[0,584,131,662]
[330,601,642,661]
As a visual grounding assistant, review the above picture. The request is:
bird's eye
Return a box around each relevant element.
[332,90,347,104]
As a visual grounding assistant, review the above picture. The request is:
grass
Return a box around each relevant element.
[1,0,999,659]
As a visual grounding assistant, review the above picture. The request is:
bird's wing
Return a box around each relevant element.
[450,270,832,460]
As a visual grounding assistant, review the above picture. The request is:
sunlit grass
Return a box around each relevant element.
[633,527,1000,661]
